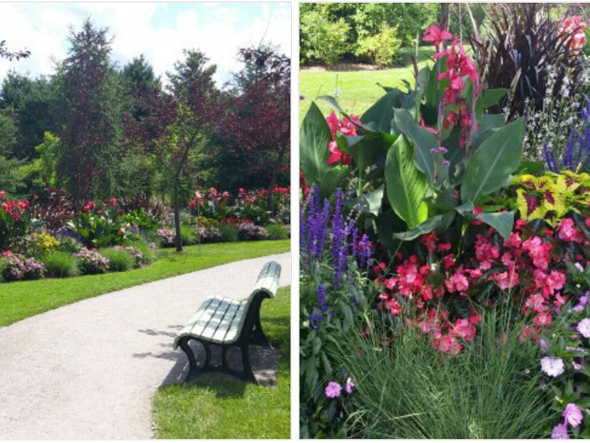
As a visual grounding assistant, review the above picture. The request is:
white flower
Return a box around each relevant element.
[577,318,590,338]
[541,357,565,377]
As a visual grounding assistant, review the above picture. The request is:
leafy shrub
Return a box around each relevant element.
[238,223,269,241]
[300,10,350,65]
[355,25,401,67]
[43,251,79,278]
[219,224,239,242]
[56,235,83,254]
[100,247,135,272]
[197,227,223,243]
[266,223,289,240]
[1,252,45,282]
[180,224,196,245]
[194,216,220,229]
[77,247,109,275]
[31,232,60,254]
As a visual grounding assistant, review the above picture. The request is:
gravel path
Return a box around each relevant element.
[0,253,291,439]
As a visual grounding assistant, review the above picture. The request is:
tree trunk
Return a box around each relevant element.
[266,145,287,215]
[440,4,450,28]
[173,181,183,252]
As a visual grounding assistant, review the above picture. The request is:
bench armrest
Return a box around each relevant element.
[248,261,281,302]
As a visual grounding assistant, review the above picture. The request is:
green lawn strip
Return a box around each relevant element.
[0,240,289,328]
[299,46,435,121]
[152,286,290,439]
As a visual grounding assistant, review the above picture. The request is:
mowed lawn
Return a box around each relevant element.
[299,46,435,120]
[0,240,290,328]
[152,286,291,439]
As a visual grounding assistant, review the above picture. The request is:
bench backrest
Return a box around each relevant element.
[247,261,282,303]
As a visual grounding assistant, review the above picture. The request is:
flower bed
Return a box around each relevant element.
[300,19,590,439]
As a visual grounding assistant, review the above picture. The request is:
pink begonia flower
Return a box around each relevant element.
[577,318,590,338]
[345,377,355,394]
[541,356,565,377]
[552,422,570,439]
[563,403,583,428]
[558,218,585,243]
[325,381,342,398]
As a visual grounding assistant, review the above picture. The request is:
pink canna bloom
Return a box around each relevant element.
[422,25,453,48]
[327,140,352,165]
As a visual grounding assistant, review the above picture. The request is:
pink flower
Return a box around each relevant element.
[422,25,453,48]
[221,191,229,199]
[345,377,354,394]
[563,403,583,428]
[210,187,218,197]
[552,422,570,439]
[239,188,244,196]
[577,318,590,338]
[325,381,342,398]
[541,356,565,377]
[450,318,476,342]
[325,112,340,136]
[420,231,438,253]
[327,140,352,165]
[558,218,584,243]
[534,312,552,326]
[0,190,5,200]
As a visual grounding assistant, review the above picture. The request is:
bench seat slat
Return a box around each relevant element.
[211,301,241,343]
[198,298,234,340]
[222,303,247,343]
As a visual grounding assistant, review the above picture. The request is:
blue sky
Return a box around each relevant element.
[0,2,291,85]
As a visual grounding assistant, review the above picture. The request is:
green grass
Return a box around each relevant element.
[152,286,291,439]
[0,240,289,328]
[300,46,435,121]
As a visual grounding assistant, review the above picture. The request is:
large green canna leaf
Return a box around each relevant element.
[300,102,349,199]
[393,212,456,241]
[385,135,429,230]
[461,118,524,203]
[393,108,438,186]
[476,211,514,240]
[362,88,417,134]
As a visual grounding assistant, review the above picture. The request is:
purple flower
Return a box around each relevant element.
[541,357,565,377]
[564,404,583,428]
[552,422,570,439]
[540,339,548,351]
[438,147,448,154]
[442,160,450,167]
[578,318,590,338]
[345,377,355,394]
[325,381,342,398]
[430,147,439,154]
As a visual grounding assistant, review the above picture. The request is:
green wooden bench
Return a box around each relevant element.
[173,261,282,383]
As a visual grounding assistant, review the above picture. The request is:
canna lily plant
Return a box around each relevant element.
[301,24,525,253]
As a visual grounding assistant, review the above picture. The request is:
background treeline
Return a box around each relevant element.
[0,19,290,208]
[300,3,590,67]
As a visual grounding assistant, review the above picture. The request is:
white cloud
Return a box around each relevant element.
[0,2,291,86]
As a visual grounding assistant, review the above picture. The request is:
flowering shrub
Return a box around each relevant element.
[116,245,145,267]
[0,252,45,282]
[0,193,32,250]
[197,227,223,243]
[76,247,109,275]
[156,228,176,247]
[238,223,269,241]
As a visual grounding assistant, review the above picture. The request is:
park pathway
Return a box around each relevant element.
[0,253,291,439]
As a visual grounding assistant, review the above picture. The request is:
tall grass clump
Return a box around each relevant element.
[100,247,135,272]
[332,308,558,439]
[43,251,79,278]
